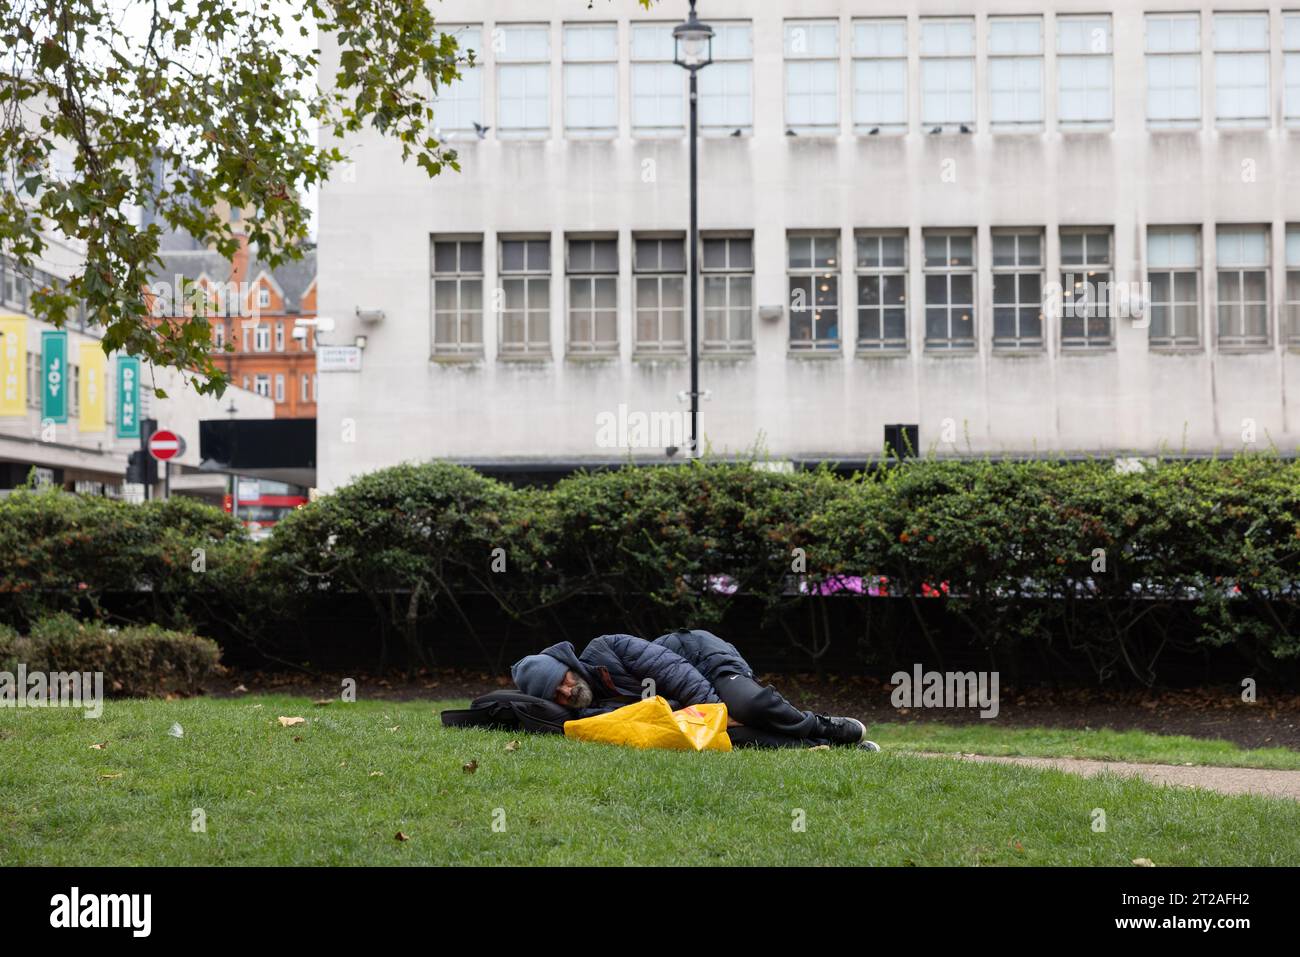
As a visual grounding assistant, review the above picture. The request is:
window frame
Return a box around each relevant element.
[1146,226,1203,349]
[787,232,842,353]
[784,20,841,136]
[496,23,552,140]
[700,22,754,136]
[631,23,684,138]
[854,230,908,352]
[701,233,754,354]
[988,17,1045,131]
[923,229,977,351]
[991,229,1046,351]
[498,236,552,358]
[1057,14,1114,129]
[565,236,619,356]
[431,236,485,358]
[852,19,908,135]
[434,24,484,137]
[1213,12,1270,129]
[1059,228,1115,351]
[1285,14,1300,125]
[1146,13,1202,130]
[633,235,687,355]
[1215,225,1271,349]
[563,23,618,140]
[920,17,976,131]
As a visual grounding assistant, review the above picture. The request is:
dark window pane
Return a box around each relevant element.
[856,236,880,268]
[789,237,812,269]
[636,239,658,270]
[859,275,881,307]
[593,240,618,272]
[1148,271,1170,303]
[460,242,483,273]
[924,234,947,267]
[1019,272,1041,302]
[883,274,906,304]
[434,243,458,273]
[882,309,906,340]
[730,239,753,269]
[1060,232,1084,264]
[881,235,905,268]
[502,242,526,271]
[703,239,726,269]
[1019,306,1042,338]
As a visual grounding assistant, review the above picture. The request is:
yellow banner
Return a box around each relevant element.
[78,341,106,432]
[0,316,26,416]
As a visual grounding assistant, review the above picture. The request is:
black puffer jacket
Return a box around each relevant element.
[531,634,723,718]
[653,628,755,684]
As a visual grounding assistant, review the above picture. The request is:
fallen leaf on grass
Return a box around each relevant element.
[463,760,478,774]
[89,743,107,750]
[369,771,384,777]
[99,773,122,780]
[505,740,520,752]
[395,832,409,842]
[387,726,400,732]
[806,745,831,751]
[1133,858,1155,867]
[168,723,184,738]
[1012,840,1025,852]
[278,716,306,727]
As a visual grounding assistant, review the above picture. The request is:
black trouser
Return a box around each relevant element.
[712,673,832,749]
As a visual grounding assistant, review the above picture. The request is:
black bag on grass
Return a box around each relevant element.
[440,690,575,735]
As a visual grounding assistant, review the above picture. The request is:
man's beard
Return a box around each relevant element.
[569,676,594,709]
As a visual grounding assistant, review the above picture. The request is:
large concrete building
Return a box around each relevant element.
[317,0,1300,490]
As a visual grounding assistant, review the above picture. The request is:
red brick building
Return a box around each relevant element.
[153,231,318,419]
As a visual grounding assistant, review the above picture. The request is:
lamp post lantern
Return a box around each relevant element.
[673,1,713,458]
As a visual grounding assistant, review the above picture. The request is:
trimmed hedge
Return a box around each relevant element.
[0,614,221,696]
[2,455,1298,680]
[0,486,257,634]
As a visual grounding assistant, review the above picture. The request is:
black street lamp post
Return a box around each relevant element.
[673,1,713,458]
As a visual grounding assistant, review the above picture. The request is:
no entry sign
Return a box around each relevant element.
[147,429,185,462]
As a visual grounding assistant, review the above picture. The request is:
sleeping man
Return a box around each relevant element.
[510,628,880,751]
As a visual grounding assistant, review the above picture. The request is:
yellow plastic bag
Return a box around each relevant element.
[564,696,732,752]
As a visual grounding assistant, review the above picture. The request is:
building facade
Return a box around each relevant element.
[317,0,1300,490]
[0,249,274,501]
[154,231,319,420]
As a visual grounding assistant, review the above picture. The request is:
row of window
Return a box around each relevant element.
[241,372,317,406]
[435,13,1300,138]
[431,226,1300,357]
[1,257,85,325]
[216,320,315,354]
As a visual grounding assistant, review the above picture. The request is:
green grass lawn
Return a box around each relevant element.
[869,722,1300,770]
[2,695,1297,866]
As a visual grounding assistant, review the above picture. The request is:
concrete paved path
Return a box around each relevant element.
[916,752,1300,801]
